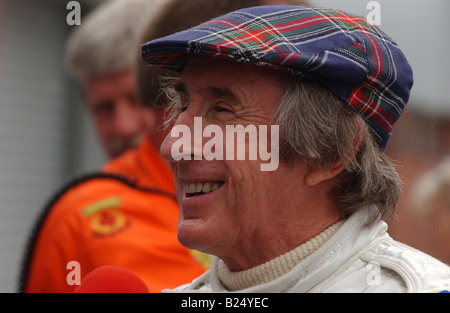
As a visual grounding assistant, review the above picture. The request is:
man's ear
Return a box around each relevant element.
[306,119,366,187]
[305,160,346,187]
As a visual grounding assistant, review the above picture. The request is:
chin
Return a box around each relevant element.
[177,219,216,253]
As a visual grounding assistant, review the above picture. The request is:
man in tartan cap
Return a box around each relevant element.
[141,5,450,292]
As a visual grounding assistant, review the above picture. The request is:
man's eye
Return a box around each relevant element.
[216,106,231,112]
[92,102,114,116]
[215,102,233,113]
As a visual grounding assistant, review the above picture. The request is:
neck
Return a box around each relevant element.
[217,220,344,291]
[219,192,343,272]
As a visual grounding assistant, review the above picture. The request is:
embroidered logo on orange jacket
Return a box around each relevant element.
[82,196,129,236]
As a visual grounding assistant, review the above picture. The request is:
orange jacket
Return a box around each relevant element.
[20,136,208,293]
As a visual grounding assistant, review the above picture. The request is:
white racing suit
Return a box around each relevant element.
[165,207,450,293]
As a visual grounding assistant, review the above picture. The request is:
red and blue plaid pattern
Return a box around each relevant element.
[141,5,413,149]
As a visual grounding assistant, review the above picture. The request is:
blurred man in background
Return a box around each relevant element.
[18,0,203,293]
[64,0,165,159]
[409,157,450,263]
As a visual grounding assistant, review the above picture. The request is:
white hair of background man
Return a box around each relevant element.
[65,0,168,80]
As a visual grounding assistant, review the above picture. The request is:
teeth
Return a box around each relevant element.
[202,183,211,193]
[187,183,196,194]
[211,183,220,191]
[185,182,222,195]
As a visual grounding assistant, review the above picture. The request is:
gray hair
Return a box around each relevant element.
[274,77,401,223]
[65,0,167,80]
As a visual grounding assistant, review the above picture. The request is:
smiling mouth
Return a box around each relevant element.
[184,181,224,197]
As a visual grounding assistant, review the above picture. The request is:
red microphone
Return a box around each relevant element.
[74,265,149,293]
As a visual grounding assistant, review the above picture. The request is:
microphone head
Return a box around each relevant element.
[74,265,149,293]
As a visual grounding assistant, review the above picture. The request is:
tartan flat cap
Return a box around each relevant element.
[141,5,413,150]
